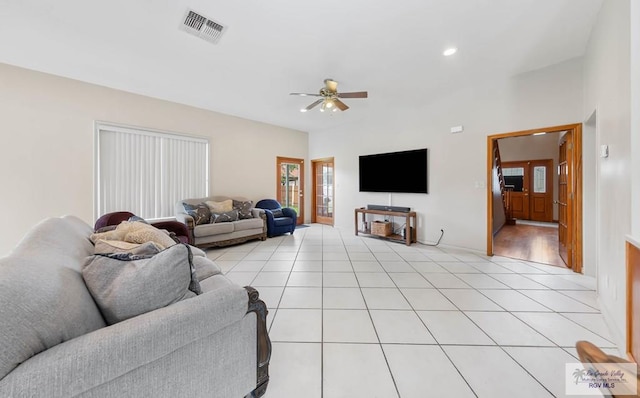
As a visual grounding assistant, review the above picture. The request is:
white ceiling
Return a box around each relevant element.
[0,0,603,133]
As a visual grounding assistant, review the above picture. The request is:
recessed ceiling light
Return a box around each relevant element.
[300,108,308,112]
[443,47,457,56]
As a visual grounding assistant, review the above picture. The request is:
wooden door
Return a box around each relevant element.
[528,159,554,222]
[502,162,529,220]
[311,158,334,225]
[558,134,572,267]
[276,157,304,225]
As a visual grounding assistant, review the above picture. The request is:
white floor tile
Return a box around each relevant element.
[264,342,321,398]
[513,312,616,348]
[279,287,322,308]
[504,346,582,398]
[370,310,436,344]
[323,272,359,287]
[425,253,460,262]
[438,262,484,273]
[356,272,396,287]
[361,288,411,309]
[478,289,552,312]
[465,311,554,346]
[455,273,510,289]
[388,272,433,288]
[261,260,294,272]
[224,271,258,286]
[269,252,298,261]
[495,261,549,274]
[561,313,615,342]
[250,271,290,287]
[409,261,448,273]
[323,343,399,398]
[468,262,514,273]
[422,273,470,289]
[231,260,267,272]
[323,309,378,343]
[269,309,322,342]
[374,252,404,261]
[254,286,284,309]
[383,345,476,398]
[292,260,323,272]
[351,261,385,272]
[286,271,322,287]
[323,252,349,261]
[380,261,416,273]
[520,290,599,312]
[417,311,494,345]
[444,346,553,397]
[558,290,599,308]
[322,260,353,272]
[323,287,367,309]
[486,273,549,289]
[525,274,592,290]
[401,288,458,310]
[243,251,273,261]
[439,289,504,311]
[348,252,377,261]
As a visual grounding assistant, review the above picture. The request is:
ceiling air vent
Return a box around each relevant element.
[180,10,226,44]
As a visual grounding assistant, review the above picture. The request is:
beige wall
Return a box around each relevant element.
[0,63,308,256]
[582,0,632,351]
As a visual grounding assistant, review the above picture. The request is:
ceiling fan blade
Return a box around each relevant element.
[290,92,322,97]
[337,91,368,99]
[333,99,349,111]
[324,79,338,92]
[302,99,324,112]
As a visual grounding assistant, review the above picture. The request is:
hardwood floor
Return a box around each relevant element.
[493,222,568,268]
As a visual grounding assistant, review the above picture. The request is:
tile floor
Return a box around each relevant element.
[206,224,617,398]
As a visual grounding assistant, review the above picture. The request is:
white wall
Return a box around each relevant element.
[498,132,561,221]
[0,63,308,256]
[631,0,640,238]
[309,57,583,251]
[582,0,631,350]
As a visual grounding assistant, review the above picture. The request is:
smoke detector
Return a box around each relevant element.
[179,9,227,44]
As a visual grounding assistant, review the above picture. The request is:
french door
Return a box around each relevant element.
[558,135,571,267]
[312,158,334,225]
[502,159,553,222]
[276,157,304,225]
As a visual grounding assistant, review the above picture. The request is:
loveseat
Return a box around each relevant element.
[176,196,267,248]
[0,216,271,397]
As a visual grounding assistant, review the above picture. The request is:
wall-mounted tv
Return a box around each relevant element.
[359,148,428,194]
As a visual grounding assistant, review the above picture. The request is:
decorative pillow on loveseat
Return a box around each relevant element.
[182,203,211,226]
[211,210,239,223]
[82,244,201,325]
[233,200,254,219]
[205,199,233,214]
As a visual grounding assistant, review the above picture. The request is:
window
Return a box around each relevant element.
[95,123,209,220]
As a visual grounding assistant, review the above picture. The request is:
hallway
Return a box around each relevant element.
[493,221,567,268]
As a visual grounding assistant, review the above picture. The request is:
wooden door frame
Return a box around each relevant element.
[311,157,335,225]
[276,156,304,225]
[486,123,583,273]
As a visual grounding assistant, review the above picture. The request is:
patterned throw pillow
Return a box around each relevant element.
[205,199,233,214]
[211,210,239,223]
[183,203,211,225]
[271,209,284,218]
[233,200,254,219]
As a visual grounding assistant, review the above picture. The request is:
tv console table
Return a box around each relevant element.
[354,207,417,246]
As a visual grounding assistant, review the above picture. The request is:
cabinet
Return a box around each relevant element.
[354,207,417,246]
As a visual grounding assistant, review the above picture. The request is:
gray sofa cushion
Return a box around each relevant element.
[194,222,234,237]
[192,256,221,281]
[234,218,265,232]
[82,244,200,325]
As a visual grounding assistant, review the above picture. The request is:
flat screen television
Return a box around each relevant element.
[359,148,428,193]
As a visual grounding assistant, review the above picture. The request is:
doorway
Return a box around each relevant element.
[487,123,583,273]
[311,158,334,225]
[502,159,554,222]
[276,157,304,225]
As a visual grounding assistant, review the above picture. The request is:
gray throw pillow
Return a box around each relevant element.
[211,210,239,223]
[82,244,201,325]
[233,200,254,219]
[182,202,211,225]
[271,208,284,218]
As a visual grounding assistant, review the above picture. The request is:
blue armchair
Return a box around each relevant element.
[255,199,297,237]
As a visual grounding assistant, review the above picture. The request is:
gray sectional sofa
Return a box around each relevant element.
[0,215,271,397]
[176,196,267,248]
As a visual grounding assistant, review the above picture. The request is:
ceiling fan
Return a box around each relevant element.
[290,79,368,112]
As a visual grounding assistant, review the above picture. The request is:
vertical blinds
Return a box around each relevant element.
[95,123,209,220]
